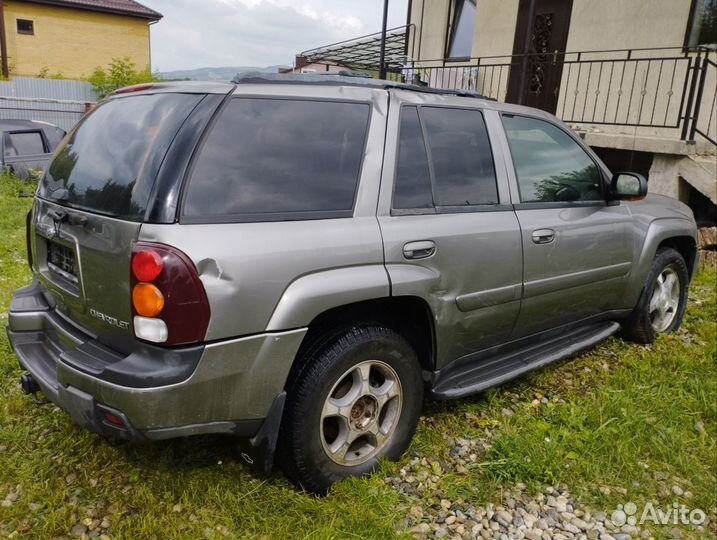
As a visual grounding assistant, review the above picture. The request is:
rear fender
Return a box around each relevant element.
[265,265,390,331]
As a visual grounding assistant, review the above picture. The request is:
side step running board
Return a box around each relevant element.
[431,321,620,400]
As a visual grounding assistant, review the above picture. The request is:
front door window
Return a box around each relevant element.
[502,114,603,203]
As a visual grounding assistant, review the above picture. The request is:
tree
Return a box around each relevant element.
[88,57,159,99]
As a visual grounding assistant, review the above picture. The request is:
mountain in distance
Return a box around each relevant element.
[158,65,288,82]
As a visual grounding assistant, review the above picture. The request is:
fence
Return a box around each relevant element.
[0,77,97,132]
[386,47,717,146]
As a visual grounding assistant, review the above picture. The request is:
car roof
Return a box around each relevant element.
[114,74,494,101]
[109,80,237,96]
[231,73,554,120]
[113,73,555,120]
[232,71,495,101]
[0,119,64,132]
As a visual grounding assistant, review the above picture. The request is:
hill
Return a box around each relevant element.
[158,65,287,81]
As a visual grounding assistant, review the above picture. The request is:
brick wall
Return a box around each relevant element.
[3,1,151,79]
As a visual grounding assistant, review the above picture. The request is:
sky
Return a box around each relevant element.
[139,0,409,72]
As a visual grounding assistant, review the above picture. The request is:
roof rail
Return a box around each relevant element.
[232,72,494,100]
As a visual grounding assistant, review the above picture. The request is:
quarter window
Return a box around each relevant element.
[502,115,603,204]
[183,98,370,221]
[394,106,433,209]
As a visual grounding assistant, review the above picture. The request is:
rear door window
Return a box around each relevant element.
[182,97,371,222]
[4,131,46,157]
[391,106,498,211]
[39,93,203,221]
[422,107,498,207]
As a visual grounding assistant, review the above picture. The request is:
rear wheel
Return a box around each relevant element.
[622,247,689,344]
[278,325,423,494]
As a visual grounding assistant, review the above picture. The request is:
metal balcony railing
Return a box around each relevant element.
[383,47,716,146]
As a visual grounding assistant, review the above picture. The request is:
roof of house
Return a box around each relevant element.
[20,0,162,20]
[299,26,409,71]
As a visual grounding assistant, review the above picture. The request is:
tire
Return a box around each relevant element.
[622,247,689,344]
[277,325,423,494]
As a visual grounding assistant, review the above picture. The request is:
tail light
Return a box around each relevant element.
[130,243,210,346]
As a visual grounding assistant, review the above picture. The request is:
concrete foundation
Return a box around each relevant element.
[648,154,717,205]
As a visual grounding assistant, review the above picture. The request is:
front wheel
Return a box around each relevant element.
[277,326,423,494]
[622,247,689,344]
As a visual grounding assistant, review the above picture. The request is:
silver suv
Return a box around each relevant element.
[7,74,699,493]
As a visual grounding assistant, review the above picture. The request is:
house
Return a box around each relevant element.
[280,58,356,75]
[297,0,717,225]
[0,0,162,79]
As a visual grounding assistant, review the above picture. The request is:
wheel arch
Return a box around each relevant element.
[285,296,437,392]
[626,218,698,308]
[656,235,698,280]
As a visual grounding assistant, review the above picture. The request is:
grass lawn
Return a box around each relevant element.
[0,176,715,539]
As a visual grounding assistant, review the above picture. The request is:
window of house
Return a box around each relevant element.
[183,98,370,222]
[447,0,477,58]
[392,106,498,210]
[17,19,34,35]
[685,0,717,48]
[502,115,603,204]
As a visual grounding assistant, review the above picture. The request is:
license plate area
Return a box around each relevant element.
[47,240,78,285]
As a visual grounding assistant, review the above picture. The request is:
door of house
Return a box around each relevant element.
[506,0,573,113]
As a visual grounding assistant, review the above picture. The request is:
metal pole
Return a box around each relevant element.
[689,51,708,141]
[0,1,9,79]
[378,0,389,79]
[681,50,702,141]
[403,0,412,59]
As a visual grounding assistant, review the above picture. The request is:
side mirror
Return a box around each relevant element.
[611,172,647,200]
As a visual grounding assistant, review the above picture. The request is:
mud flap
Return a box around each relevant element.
[59,385,98,431]
[238,392,286,475]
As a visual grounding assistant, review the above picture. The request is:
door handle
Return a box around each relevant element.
[531,229,555,244]
[403,240,436,260]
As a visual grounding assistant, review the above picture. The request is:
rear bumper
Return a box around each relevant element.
[7,281,307,442]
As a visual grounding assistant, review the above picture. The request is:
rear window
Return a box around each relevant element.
[182,97,370,222]
[39,93,202,221]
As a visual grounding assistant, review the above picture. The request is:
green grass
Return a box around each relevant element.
[0,175,715,539]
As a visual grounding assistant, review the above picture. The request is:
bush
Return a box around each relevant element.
[37,67,65,79]
[88,57,159,99]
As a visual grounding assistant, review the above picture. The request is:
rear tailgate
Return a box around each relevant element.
[33,199,140,352]
[31,91,206,352]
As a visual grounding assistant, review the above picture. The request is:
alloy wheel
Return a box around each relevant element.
[320,360,402,466]
[649,265,680,332]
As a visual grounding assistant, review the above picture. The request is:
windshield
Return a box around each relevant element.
[39,93,202,221]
